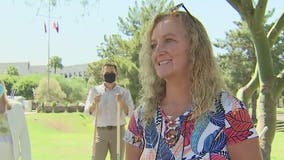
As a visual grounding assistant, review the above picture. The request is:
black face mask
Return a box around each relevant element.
[103,72,116,83]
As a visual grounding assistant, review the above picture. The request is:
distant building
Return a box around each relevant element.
[0,62,88,78]
[57,64,88,78]
[0,62,31,75]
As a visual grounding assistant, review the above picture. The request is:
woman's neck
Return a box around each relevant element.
[161,80,192,118]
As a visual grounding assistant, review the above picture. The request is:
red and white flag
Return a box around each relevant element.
[53,21,59,33]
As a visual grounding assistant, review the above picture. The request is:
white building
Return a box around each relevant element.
[0,62,88,78]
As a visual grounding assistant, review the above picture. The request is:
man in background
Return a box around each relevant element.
[84,63,134,160]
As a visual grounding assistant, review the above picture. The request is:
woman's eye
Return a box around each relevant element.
[165,38,174,42]
[150,43,157,50]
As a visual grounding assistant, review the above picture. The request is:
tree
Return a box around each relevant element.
[216,12,283,94]
[34,77,66,103]
[215,12,284,122]
[226,0,284,159]
[4,65,19,76]
[215,20,256,93]
[0,75,18,96]
[54,75,87,103]
[49,56,63,74]
[13,76,40,100]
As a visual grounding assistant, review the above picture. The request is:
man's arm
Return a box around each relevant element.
[117,94,129,115]
[84,88,96,115]
[118,89,134,116]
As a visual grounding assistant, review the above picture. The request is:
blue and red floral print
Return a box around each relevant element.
[124,92,258,160]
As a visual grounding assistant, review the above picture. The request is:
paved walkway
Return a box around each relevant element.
[24,111,37,115]
[277,114,284,121]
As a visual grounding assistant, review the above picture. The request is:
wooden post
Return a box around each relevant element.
[116,100,121,160]
[92,103,99,158]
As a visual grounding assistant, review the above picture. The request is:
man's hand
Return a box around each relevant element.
[116,94,129,115]
[89,95,101,114]
[116,94,123,104]
[94,95,101,104]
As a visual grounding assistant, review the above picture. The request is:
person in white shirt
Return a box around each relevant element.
[84,63,134,160]
[0,80,31,160]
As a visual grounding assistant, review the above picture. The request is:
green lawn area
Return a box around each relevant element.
[26,112,283,160]
[277,107,284,114]
[26,112,95,160]
[271,132,284,160]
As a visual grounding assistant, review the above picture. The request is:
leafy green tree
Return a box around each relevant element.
[49,56,63,74]
[226,0,284,159]
[0,75,18,96]
[34,78,66,103]
[54,75,87,103]
[216,12,283,94]
[4,65,19,76]
[13,76,40,99]
[66,77,88,102]
[215,20,255,93]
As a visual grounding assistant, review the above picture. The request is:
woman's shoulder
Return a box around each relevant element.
[130,105,152,126]
[219,91,248,113]
[132,105,144,117]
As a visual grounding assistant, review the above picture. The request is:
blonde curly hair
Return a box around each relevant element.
[139,11,226,123]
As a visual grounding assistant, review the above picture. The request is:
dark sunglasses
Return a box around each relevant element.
[170,3,196,23]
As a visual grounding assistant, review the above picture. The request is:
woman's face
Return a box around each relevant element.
[151,16,190,81]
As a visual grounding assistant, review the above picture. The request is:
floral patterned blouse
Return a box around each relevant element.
[124,92,258,160]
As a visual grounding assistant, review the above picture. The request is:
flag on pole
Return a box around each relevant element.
[53,21,59,33]
[56,22,59,33]
[44,22,47,33]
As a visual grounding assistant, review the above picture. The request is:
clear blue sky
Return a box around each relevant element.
[0,0,283,66]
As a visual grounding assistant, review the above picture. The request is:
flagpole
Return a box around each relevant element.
[39,1,60,102]
[47,0,51,102]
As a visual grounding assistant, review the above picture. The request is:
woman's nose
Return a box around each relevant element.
[153,43,166,55]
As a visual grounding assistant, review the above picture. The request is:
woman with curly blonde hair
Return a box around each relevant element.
[124,3,262,160]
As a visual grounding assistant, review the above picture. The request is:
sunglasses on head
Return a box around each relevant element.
[170,3,196,23]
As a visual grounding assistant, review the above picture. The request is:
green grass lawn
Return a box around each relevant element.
[26,112,95,160]
[26,112,283,160]
[277,107,284,114]
[271,132,284,160]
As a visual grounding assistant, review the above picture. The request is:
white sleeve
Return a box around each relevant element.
[123,88,135,116]
[84,87,97,115]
